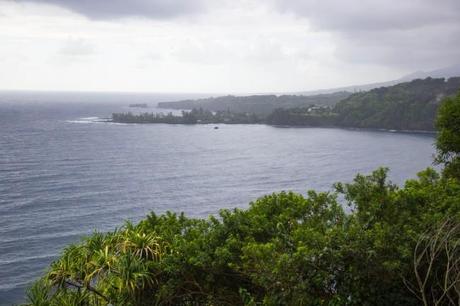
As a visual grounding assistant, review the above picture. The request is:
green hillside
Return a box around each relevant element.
[268,77,460,130]
[334,77,460,130]
[157,92,351,116]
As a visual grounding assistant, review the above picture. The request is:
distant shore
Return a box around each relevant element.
[109,114,436,134]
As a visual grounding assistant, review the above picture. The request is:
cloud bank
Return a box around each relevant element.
[1,0,459,92]
[276,0,460,69]
[14,0,204,19]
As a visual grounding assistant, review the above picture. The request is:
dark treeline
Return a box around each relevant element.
[112,108,261,124]
[265,106,337,126]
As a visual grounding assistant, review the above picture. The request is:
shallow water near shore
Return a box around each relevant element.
[0,93,436,305]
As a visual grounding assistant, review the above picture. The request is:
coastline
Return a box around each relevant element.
[107,118,436,134]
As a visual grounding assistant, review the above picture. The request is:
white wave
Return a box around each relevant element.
[106,122,128,125]
[66,120,94,124]
[0,253,56,266]
[66,116,112,124]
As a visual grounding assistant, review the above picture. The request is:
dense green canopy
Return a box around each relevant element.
[436,90,460,179]
[267,77,460,130]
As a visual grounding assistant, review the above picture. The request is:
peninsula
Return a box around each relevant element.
[112,77,460,131]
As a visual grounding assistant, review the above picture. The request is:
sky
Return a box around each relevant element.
[0,0,459,93]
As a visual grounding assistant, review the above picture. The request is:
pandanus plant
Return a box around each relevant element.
[117,222,165,261]
[26,222,167,305]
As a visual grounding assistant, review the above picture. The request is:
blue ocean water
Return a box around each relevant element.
[0,92,436,305]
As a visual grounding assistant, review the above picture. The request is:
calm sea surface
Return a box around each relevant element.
[0,92,436,305]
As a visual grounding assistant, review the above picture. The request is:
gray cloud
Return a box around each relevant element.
[5,0,460,90]
[276,0,460,70]
[276,0,460,32]
[336,24,460,68]
[14,0,204,19]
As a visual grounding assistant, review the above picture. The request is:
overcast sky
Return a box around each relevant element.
[0,0,459,93]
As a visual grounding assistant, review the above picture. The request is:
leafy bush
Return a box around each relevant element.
[24,167,460,306]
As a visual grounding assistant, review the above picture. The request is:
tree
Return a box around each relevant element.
[435,90,460,179]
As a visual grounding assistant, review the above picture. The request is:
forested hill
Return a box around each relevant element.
[157,91,351,116]
[333,77,460,130]
[267,77,460,131]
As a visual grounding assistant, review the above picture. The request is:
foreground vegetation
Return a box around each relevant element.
[27,92,460,305]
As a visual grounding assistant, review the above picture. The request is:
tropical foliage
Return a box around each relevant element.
[25,168,460,305]
[435,90,460,178]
